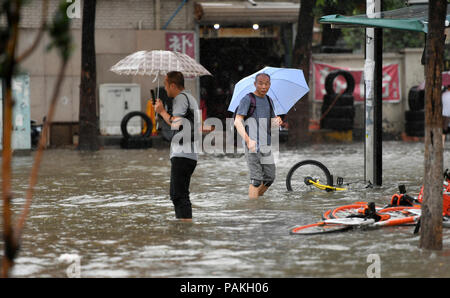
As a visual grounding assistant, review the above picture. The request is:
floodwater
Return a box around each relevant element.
[2,140,450,278]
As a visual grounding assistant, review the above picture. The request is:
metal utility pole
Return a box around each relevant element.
[364,0,383,186]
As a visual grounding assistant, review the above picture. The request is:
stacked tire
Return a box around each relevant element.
[405,86,424,137]
[120,111,153,149]
[320,70,355,131]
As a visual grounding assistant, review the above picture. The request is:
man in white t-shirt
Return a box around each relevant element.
[154,71,199,222]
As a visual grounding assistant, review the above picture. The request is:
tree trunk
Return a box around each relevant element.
[1,0,21,277]
[79,0,100,151]
[321,2,342,47]
[419,0,447,250]
[288,0,316,146]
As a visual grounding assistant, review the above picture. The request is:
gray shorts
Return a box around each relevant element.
[246,150,276,183]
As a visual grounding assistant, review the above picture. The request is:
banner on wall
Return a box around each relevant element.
[313,62,400,102]
[165,32,196,59]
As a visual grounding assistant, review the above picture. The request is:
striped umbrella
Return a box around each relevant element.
[110,50,211,79]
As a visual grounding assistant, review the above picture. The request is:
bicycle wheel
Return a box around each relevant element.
[324,204,420,227]
[290,222,352,235]
[286,160,333,192]
[323,202,368,220]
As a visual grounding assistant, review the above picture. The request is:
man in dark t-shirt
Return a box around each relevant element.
[234,73,283,199]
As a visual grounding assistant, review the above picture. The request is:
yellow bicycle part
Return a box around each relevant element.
[306,178,347,191]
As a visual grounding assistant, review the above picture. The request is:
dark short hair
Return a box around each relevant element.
[255,73,270,82]
[166,71,185,88]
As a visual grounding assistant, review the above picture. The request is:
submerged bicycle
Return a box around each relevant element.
[290,202,423,235]
[289,174,450,235]
[286,159,348,192]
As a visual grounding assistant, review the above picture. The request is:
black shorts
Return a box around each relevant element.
[170,157,197,219]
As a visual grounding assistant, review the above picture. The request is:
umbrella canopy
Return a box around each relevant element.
[319,4,450,33]
[228,66,309,116]
[110,50,212,79]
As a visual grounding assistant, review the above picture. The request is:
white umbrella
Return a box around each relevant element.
[228,66,309,115]
[110,50,211,130]
[110,50,211,80]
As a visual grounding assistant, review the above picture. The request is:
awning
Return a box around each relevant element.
[319,4,450,33]
[194,1,299,25]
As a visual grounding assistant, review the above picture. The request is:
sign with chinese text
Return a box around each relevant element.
[165,32,196,59]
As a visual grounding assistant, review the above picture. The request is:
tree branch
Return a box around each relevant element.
[14,59,69,243]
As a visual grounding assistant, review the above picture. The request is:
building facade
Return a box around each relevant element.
[12,0,426,145]
[16,0,300,145]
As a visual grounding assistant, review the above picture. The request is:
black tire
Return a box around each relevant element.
[120,136,153,149]
[405,121,424,131]
[286,159,333,192]
[323,93,354,107]
[408,86,425,111]
[321,117,353,131]
[121,111,152,139]
[405,110,424,122]
[290,222,352,235]
[405,128,424,137]
[405,121,424,137]
[325,70,355,95]
[321,105,355,119]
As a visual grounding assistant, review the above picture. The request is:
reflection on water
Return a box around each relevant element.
[2,141,450,277]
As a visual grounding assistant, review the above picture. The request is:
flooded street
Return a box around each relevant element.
[3,141,450,277]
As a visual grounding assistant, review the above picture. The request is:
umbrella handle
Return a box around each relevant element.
[151,89,156,105]
[156,75,160,99]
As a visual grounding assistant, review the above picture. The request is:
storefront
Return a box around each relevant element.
[194,1,300,119]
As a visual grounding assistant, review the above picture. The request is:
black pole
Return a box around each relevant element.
[363,27,367,183]
[373,26,383,186]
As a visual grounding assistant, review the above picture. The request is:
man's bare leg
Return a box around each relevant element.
[249,184,260,199]
[249,184,270,199]
[258,185,269,196]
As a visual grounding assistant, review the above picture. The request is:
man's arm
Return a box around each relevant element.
[234,114,256,152]
[154,98,182,129]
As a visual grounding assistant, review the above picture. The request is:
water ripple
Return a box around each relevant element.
[3,142,450,277]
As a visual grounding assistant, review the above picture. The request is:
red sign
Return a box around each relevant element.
[313,62,400,102]
[165,32,195,59]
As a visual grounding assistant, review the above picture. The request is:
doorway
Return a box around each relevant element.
[199,35,287,120]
